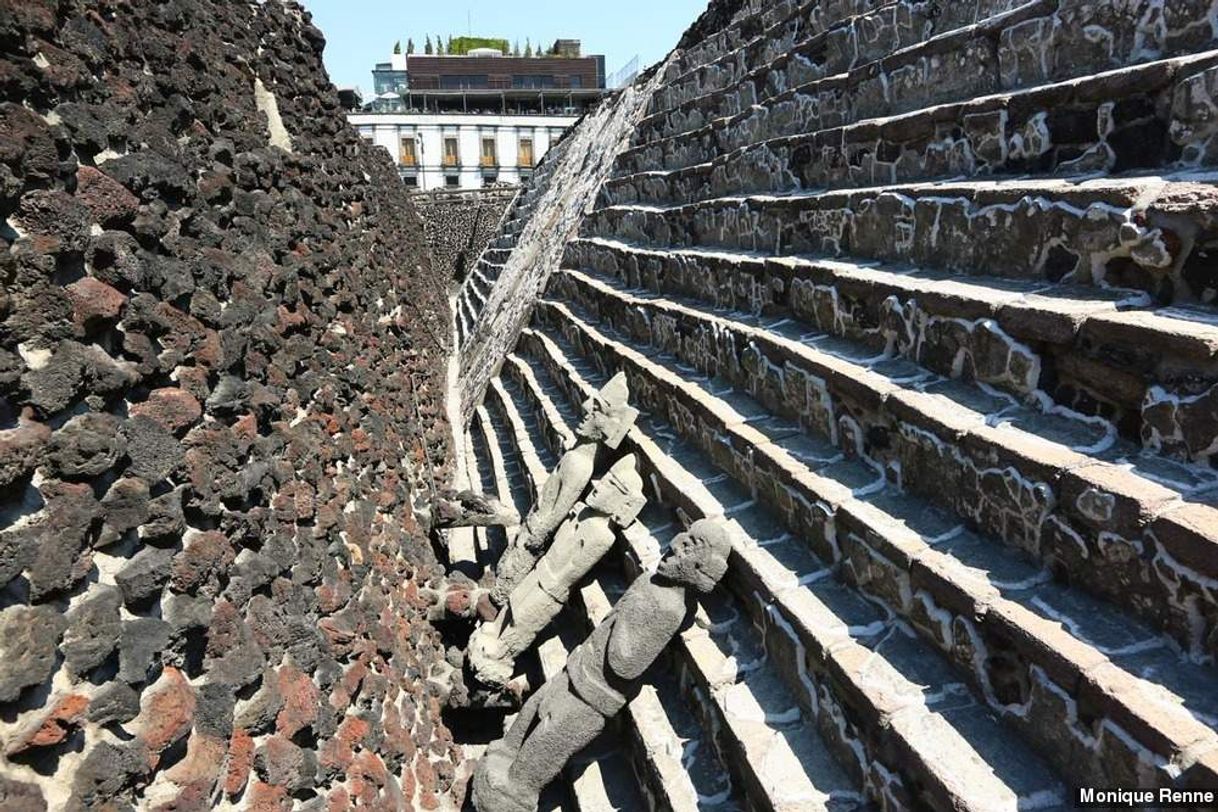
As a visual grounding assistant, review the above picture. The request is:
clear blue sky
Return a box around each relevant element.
[301,0,710,94]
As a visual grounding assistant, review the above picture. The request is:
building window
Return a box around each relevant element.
[399,138,417,166]
[443,137,459,167]
[482,172,498,187]
[481,137,497,168]
[445,174,460,188]
[403,175,419,188]
[441,75,489,89]
[512,75,556,89]
[518,138,534,168]
[570,75,583,89]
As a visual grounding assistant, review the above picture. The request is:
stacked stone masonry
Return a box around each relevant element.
[455,0,1218,807]
[0,0,464,809]
[412,187,516,284]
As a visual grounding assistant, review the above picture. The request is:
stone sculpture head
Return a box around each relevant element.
[585,454,646,527]
[575,372,638,450]
[656,518,732,594]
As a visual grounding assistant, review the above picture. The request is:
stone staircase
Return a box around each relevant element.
[455,148,568,347]
[453,0,1218,807]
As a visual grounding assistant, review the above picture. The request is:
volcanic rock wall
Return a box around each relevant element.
[413,188,516,283]
[0,1,461,809]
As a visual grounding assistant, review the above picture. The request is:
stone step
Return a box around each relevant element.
[483,247,514,264]
[504,333,1075,810]
[538,271,1218,662]
[475,403,528,548]
[447,424,484,569]
[466,407,514,570]
[653,0,1039,124]
[476,265,508,287]
[466,275,489,309]
[522,290,1218,790]
[612,53,1218,200]
[562,236,1218,465]
[583,174,1218,304]
[666,0,807,83]
[455,293,472,347]
[493,358,882,812]
[634,0,1218,150]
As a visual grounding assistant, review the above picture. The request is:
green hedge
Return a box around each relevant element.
[449,36,509,55]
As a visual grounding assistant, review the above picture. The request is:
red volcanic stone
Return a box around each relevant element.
[316,575,351,614]
[350,428,372,453]
[139,668,197,765]
[271,481,315,522]
[5,693,89,755]
[444,587,471,618]
[247,781,289,812]
[401,764,417,807]
[66,277,127,329]
[174,366,210,403]
[75,166,140,227]
[129,388,202,434]
[319,714,371,775]
[171,530,235,593]
[274,305,306,334]
[326,787,350,812]
[163,731,227,791]
[414,755,440,810]
[205,600,242,657]
[224,729,255,796]
[348,750,389,806]
[232,414,258,444]
[274,665,319,738]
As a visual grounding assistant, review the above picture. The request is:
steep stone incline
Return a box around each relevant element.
[456,0,1218,807]
[0,1,460,809]
[455,67,674,426]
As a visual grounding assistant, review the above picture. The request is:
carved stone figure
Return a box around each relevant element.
[491,373,638,605]
[432,489,521,529]
[471,519,733,812]
[468,455,645,687]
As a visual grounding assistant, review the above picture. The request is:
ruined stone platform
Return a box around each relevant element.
[454,0,1218,807]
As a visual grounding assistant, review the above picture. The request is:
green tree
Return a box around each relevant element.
[406,38,415,54]
[424,36,433,55]
[393,40,401,54]
[436,34,444,54]
[524,38,532,57]
[446,35,454,54]
[513,39,521,56]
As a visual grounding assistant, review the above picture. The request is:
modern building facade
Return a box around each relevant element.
[348,41,609,191]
